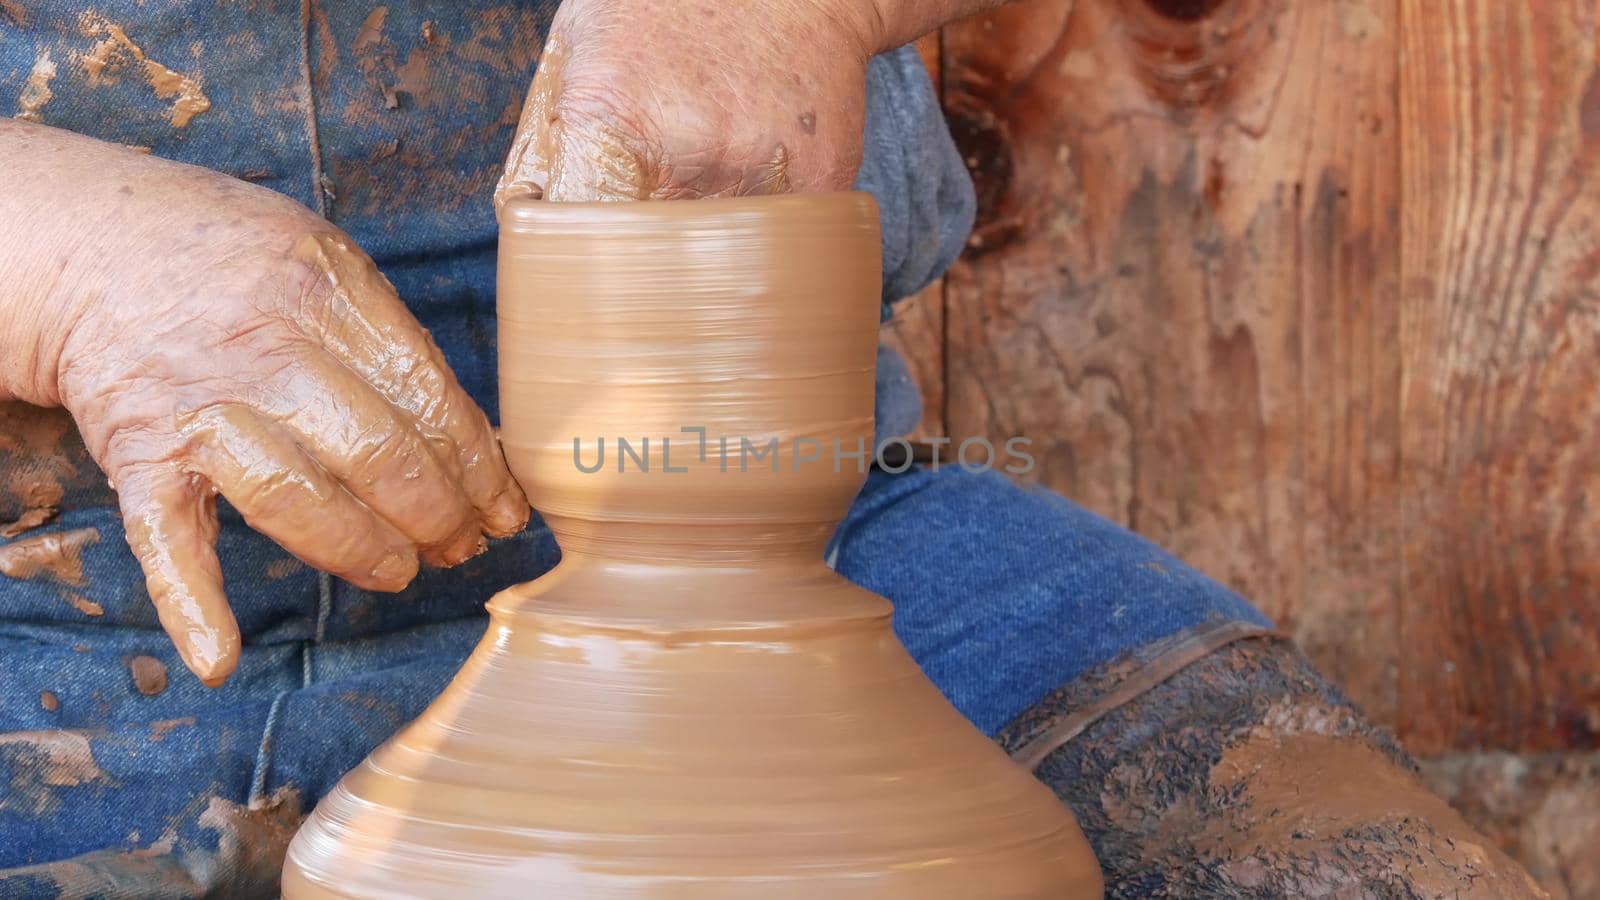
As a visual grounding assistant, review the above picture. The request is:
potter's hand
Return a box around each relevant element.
[496,0,1002,203]
[0,121,529,686]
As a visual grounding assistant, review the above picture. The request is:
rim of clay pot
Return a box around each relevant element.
[498,190,880,229]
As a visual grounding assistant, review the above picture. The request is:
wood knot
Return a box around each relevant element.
[945,92,1018,257]
[1142,0,1229,21]
[1117,0,1271,108]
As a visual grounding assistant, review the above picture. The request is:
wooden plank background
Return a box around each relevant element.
[889,1,1600,893]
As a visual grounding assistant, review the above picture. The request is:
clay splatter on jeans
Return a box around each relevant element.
[0,731,112,817]
[0,786,303,900]
[0,527,100,585]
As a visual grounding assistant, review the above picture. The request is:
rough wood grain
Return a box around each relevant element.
[939,0,1600,754]
[1394,0,1600,752]
[940,0,1409,732]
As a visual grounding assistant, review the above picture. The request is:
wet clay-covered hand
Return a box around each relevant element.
[496,0,1006,203]
[0,120,529,687]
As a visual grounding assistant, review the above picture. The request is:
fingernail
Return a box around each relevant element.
[442,531,488,567]
[485,488,531,538]
[372,549,419,587]
[182,631,238,688]
[456,533,489,565]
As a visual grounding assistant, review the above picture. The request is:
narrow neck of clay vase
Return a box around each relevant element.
[497,194,883,569]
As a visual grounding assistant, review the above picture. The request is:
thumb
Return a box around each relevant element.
[495,33,566,210]
[116,463,241,687]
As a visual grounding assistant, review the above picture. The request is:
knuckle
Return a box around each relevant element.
[284,247,341,335]
[350,424,413,475]
[542,82,667,200]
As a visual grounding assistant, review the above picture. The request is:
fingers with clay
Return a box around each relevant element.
[494,0,875,207]
[115,464,240,687]
[182,403,421,590]
[292,234,529,540]
[106,272,525,684]
[493,0,1011,208]
[2,123,532,689]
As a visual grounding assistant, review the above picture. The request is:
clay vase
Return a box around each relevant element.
[281,193,1103,898]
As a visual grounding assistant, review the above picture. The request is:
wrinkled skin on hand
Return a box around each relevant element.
[496,0,882,204]
[5,126,528,686]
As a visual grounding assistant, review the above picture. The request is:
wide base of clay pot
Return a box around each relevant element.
[281,562,1103,898]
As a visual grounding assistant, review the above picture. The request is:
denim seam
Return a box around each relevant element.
[297,0,328,218]
[315,572,332,644]
[250,689,291,805]
[306,572,332,685]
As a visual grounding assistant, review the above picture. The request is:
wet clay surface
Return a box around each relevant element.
[283,195,1102,898]
[129,655,170,696]
[0,527,99,585]
[0,507,55,539]
[60,590,104,618]
[11,49,54,122]
[0,520,109,620]
[0,402,110,536]
[1008,637,1547,898]
[79,12,211,128]
[0,731,111,818]
[0,402,115,621]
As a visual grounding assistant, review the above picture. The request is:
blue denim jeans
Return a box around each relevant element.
[1,3,1270,894]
